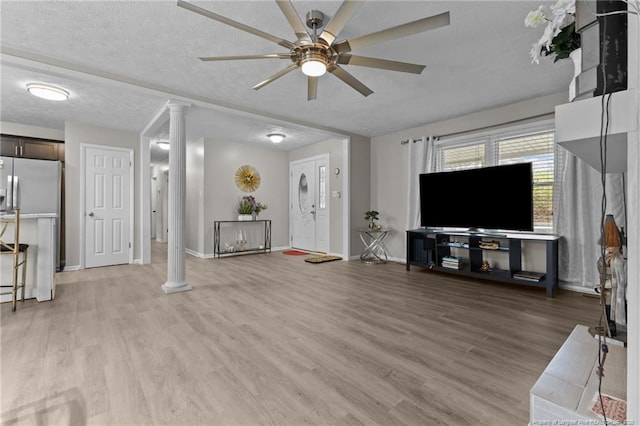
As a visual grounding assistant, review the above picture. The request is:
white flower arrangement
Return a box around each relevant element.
[525,0,580,64]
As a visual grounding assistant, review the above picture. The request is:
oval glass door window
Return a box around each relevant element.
[298,173,308,214]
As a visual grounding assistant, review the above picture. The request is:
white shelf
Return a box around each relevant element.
[555,88,637,173]
[530,324,626,423]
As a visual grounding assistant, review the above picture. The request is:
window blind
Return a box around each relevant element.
[435,125,556,232]
[497,131,555,230]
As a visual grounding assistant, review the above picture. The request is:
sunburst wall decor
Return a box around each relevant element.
[235,165,261,192]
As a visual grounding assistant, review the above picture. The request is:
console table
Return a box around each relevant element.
[406,228,560,296]
[213,220,271,258]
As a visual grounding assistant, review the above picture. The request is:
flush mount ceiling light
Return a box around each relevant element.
[155,140,170,150]
[267,133,286,144]
[26,83,69,101]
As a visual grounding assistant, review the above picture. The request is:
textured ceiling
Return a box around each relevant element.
[0,1,573,156]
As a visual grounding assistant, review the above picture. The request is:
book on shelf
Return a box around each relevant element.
[441,263,463,270]
[515,276,543,282]
[441,259,463,269]
[442,256,462,262]
[513,270,545,281]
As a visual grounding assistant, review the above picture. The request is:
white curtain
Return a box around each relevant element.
[555,152,626,289]
[406,136,436,230]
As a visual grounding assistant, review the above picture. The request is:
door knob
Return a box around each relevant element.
[88,212,94,217]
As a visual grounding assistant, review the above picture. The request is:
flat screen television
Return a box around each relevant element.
[419,163,534,232]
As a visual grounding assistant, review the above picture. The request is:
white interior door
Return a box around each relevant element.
[290,156,329,253]
[84,146,132,268]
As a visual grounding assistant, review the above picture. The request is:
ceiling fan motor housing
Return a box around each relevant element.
[305,10,325,30]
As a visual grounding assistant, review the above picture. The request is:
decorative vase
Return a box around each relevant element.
[252,212,258,221]
[568,47,582,102]
[238,214,252,221]
[603,214,622,249]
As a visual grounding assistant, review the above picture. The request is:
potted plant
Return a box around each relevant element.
[364,210,380,229]
[525,0,580,64]
[237,195,267,220]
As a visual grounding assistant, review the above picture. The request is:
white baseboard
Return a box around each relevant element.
[558,281,596,295]
[194,247,287,259]
[62,265,81,271]
[185,248,202,258]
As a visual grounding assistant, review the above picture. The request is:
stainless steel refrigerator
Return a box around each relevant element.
[0,156,62,270]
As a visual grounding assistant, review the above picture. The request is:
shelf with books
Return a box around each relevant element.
[406,229,560,297]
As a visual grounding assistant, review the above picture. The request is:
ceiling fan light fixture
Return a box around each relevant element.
[26,83,69,101]
[301,59,327,77]
[300,50,328,77]
[267,133,285,144]
[155,140,170,150]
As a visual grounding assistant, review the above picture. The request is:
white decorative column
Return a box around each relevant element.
[162,101,192,294]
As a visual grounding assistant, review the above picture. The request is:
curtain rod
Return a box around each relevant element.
[399,112,554,145]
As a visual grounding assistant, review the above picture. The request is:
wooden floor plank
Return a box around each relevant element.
[1,242,599,425]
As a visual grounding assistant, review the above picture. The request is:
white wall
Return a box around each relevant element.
[201,139,289,255]
[624,5,639,420]
[289,137,345,255]
[349,134,371,258]
[370,92,567,260]
[64,122,140,267]
[185,138,204,254]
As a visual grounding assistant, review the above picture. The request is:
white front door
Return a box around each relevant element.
[290,156,329,253]
[84,146,132,268]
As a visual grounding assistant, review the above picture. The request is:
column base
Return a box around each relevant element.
[161,282,192,294]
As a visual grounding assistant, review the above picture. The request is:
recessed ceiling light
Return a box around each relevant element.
[156,140,170,150]
[267,133,285,144]
[26,83,69,101]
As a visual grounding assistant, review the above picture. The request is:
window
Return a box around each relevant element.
[436,122,556,232]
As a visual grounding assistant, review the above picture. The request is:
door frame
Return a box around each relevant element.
[79,143,134,269]
[289,154,330,253]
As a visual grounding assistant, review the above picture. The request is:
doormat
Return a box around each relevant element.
[282,250,309,255]
[304,255,343,264]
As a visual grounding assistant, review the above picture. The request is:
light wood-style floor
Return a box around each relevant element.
[1,242,600,425]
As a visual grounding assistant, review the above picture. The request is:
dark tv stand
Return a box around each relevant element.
[406,228,560,297]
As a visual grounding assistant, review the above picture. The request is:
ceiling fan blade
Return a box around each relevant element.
[252,63,299,90]
[333,11,450,54]
[319,0,365,46]
[177,0,296,50]
[199,54,292,61]
[327,65,373,97]
[276,1,312,43]
[336,54,425,74]
[308,76,318,101]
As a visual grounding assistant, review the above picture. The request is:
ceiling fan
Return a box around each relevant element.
[177,0,450,100]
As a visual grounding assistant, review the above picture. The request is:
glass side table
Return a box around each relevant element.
[358,228,390,264]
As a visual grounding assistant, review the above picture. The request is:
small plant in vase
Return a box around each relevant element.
[364,210,380,230]
[237,195,267,220]
[238,199,253,215]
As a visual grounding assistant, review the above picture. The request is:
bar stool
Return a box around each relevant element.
[0,208,29,312]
